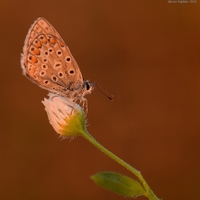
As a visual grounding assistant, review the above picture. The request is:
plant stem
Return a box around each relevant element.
[80,128,160,200]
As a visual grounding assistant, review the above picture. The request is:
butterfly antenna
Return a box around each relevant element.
[92,82,115,101]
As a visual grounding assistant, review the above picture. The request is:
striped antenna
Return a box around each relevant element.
[92,82,115,101]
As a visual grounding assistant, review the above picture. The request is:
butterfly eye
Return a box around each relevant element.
[43,59,47,62]
[86,83,91,90]
[45,51,48,55]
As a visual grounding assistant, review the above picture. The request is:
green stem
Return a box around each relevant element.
[80,128,160,200]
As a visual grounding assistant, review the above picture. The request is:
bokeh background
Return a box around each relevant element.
[0,1,200,200]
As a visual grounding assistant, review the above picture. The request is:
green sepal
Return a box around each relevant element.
[91,171,146,197]
[61,109,86,137]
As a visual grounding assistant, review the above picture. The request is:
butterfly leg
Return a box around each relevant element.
[73,96,88,114]
[81,98,88,114]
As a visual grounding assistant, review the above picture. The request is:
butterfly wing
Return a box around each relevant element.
[21,17,84,97]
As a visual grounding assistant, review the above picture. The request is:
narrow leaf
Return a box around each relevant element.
[91,171,146,197]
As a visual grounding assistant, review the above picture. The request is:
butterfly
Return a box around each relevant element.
[21,17,113,111]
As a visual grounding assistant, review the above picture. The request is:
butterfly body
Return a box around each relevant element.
[21,17,93,105]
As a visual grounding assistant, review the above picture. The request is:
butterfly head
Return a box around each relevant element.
[83,80,94,96]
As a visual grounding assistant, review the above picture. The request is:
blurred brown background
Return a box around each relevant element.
[0,0,200,200]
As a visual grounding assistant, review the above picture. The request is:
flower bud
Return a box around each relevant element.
[42,93,86,137]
